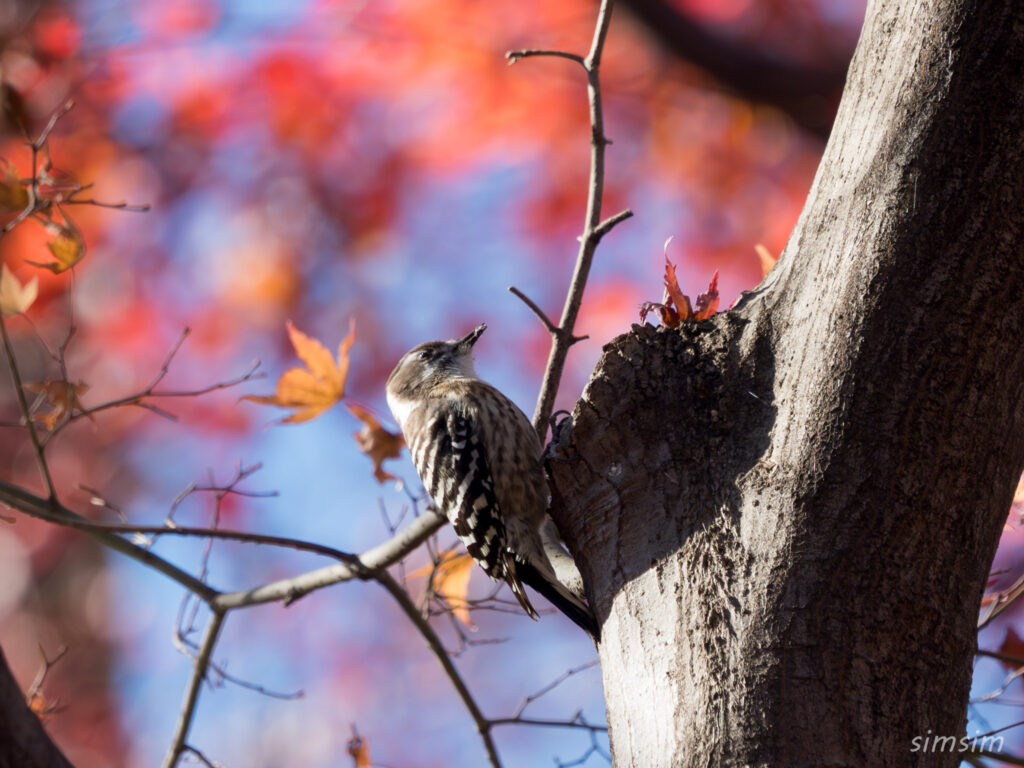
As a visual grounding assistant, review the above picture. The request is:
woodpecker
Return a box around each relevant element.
[385,324,597,637]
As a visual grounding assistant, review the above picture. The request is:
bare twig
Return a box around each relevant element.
[972,750,1024,767]
[213,508,446,610]
[375,570,502,768]
[508,286,558,334]
[24,644,69,716]
[554,728,613,767]
[490,714,607,732]
[2,101,148,239]
[0,474,447,613]
[1,485,352,561]
[505,49,586,68]
[162,610,226,768]
[484,660,606,734]
[507,0,631,439]
[0,479,219,601]
[512,659,600,718]
[173,606,303,702]
[593,209,633,241]
[63,198,151,212]
[46,328,262,438]
[0,314,57,498]
[34,100,75,150]
[181,745,219,768]
[979,569,1024,629]
[977,649,1024,666]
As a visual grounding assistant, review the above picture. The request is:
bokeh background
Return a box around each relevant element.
[3,1,1020,766]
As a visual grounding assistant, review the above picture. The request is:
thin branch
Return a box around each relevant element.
[172,603,303,702]
[508,286,558,334]
[33,99,75,150]
[24,644,69,716]
[972,750,1024,767]
[375,570,501,768]
[48,327,262,435]
[977,649,1024,666]
[554,727,612,768]
[979,570,1024,629]
[0,479,218,602]
[62,198,151,212]
[593,209,633,242]
[972,719,1024,740]
[0,314,57,498]
[182,745,219,768]
[489,715,607,732]
[213,508,446,610]
[0,474,449,616]
[505,49,586,68]
[161,610,226,768]
[510,0,628,439]
[512,659,601,718]
[5,481,340,556]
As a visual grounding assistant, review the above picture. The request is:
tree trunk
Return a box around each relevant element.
[549,0,1024,765]
[0,648,75,768]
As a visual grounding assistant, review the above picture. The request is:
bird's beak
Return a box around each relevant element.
[457,324,486,349]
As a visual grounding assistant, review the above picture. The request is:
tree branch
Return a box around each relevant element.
[509,0,631,440]
[0,479,219,602]
[375,570,501,768]
[161,610,226,768]
[0,314,56,499]
[213,508,446,610]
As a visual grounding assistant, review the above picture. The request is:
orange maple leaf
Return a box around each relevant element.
[25,380,89,430]
[0,159,29,213]
[410,548,477,628]
[347,403,404,484]
[244,319,355,423]
[27,213,86,274]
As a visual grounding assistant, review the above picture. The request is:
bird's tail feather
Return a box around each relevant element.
[503,552,539,620]
[516,559,599,640]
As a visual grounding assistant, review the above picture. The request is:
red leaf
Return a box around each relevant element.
[663,256,692,322]
[693,270,720,320]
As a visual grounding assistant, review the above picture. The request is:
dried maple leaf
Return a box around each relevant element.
[693,270,720,321]
[663,254,692,323]
[244,319,355,423]
[27,214,86,274]
[755,243,779,277]
[410,548,477,628]
[25,380,89,430]
[347,403,404,484]
[0,264,39,317]
[0,159,28,213]
[641,243,721,326]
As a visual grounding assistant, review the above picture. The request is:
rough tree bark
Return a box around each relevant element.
[0,648,74,768]
[549,0,1024,766]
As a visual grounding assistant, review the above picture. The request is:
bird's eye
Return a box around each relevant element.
[417,350,431,360]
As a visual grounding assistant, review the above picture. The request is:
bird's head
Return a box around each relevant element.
[385,325,486,419]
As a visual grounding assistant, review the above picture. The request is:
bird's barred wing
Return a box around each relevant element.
[412,409,538,619]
